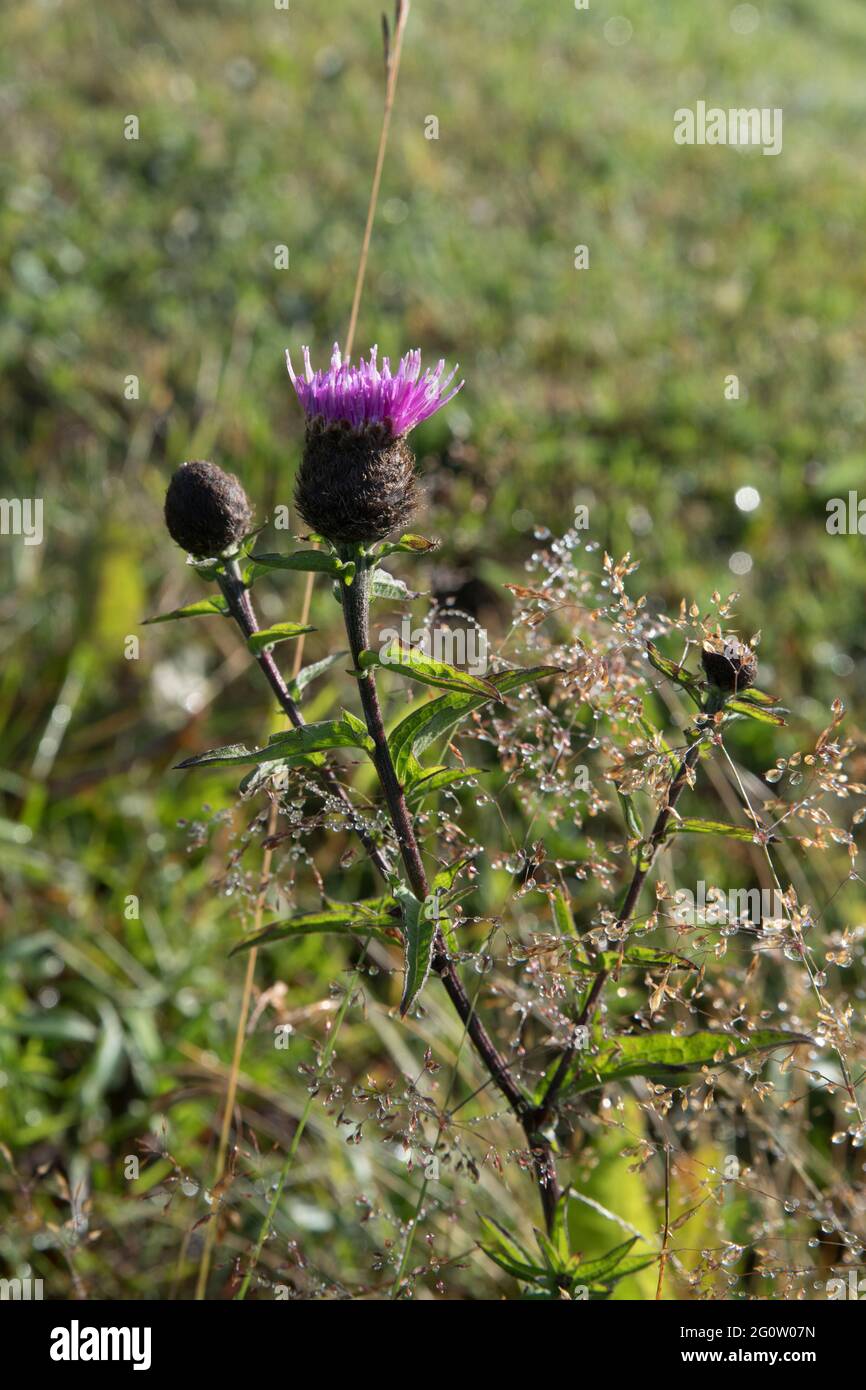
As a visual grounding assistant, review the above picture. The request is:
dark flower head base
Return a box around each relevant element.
[287,344,462,546]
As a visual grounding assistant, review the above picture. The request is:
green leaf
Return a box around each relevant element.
[569,1237,640,1286]
[359,643,499,699]
[586,1252,658,1292]
[397,885,439,1015]
[478,1217,547,1283]
[618,790,643,841]
[645,640,699,686]
[175,718,374,769]
[81,1002,126,1108]
[666,816,761,843]
[230,898,402,955]
[539,1027,810,1100]
[430,856,475,952]
[249,550,345,577]
[548,1193,572,1265]
[286,651,349,702]
[389,665,559,786]
[142,595,228,624]
[432,856,475,896]
[727,697,787,726]
[187,554,227,579]
[645,641,702,706]
[550,887,578,939]
[246,621,316,655]
[593,947,698,973]
[404,766,483,805]
[534,1227,568,1275]
[10,1009,98,1043]
[237,755,326,797]
[375,533,438,558]
[370,568,419,602]
[340,707,373,746]
[740,687,781,706]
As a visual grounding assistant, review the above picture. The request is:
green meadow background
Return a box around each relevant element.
[2,0,866,1298]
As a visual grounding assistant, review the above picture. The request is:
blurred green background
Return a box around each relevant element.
[2,0,866,1299]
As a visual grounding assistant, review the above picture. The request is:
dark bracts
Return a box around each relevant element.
[295,419,418,545]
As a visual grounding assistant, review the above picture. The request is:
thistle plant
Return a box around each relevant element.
[157,348,565,1251]
[146,345,866,1301]
[134,3,864,1305]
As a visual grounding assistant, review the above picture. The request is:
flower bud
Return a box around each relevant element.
[164,460,253,558]
[701,637,758,694]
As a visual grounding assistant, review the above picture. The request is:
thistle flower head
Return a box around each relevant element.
[287,344,463,546]
[164,459,253,559]
[701,636,758,694]
[286,343,462,437]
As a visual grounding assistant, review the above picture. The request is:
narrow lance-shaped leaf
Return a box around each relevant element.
[550,887,578,939]
[175,718,374,770]
[618,790,643,842]
[287,650,349,702]
[535,1027,811,1102]
[246,621,316,656]
[664,816,769,843]
[374,533,438,558]
[389,665,560,786]
[404,765,484,806]
[591,947,698,973]
[397,885,439,1015]
[548,1192,572,1266]
[727,697,787,726]
[738,687,781,706]
[249,549,346,576]
[569,1237,643,1286]
[358,643,500,700]
[430,856,474,953]
[534,1227,568,1276]
[340,707,373,746]
[582,1252,659,1292]
[432,853,477,896]
[237,755,326,798]
[230,898,402,956]
[142,595,228,624]
[478,1217,547,1283]
[645,640,702,695]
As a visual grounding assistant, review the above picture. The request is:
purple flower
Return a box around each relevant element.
[286,343,463,437]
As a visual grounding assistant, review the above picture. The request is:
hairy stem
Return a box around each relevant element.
[340,558,560,1232]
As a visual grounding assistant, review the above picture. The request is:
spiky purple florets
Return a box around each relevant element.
[286,343,462,437]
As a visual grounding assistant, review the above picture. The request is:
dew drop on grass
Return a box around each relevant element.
[721,1243,744,1266]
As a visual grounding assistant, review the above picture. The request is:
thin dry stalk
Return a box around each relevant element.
[344,0,410,360]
